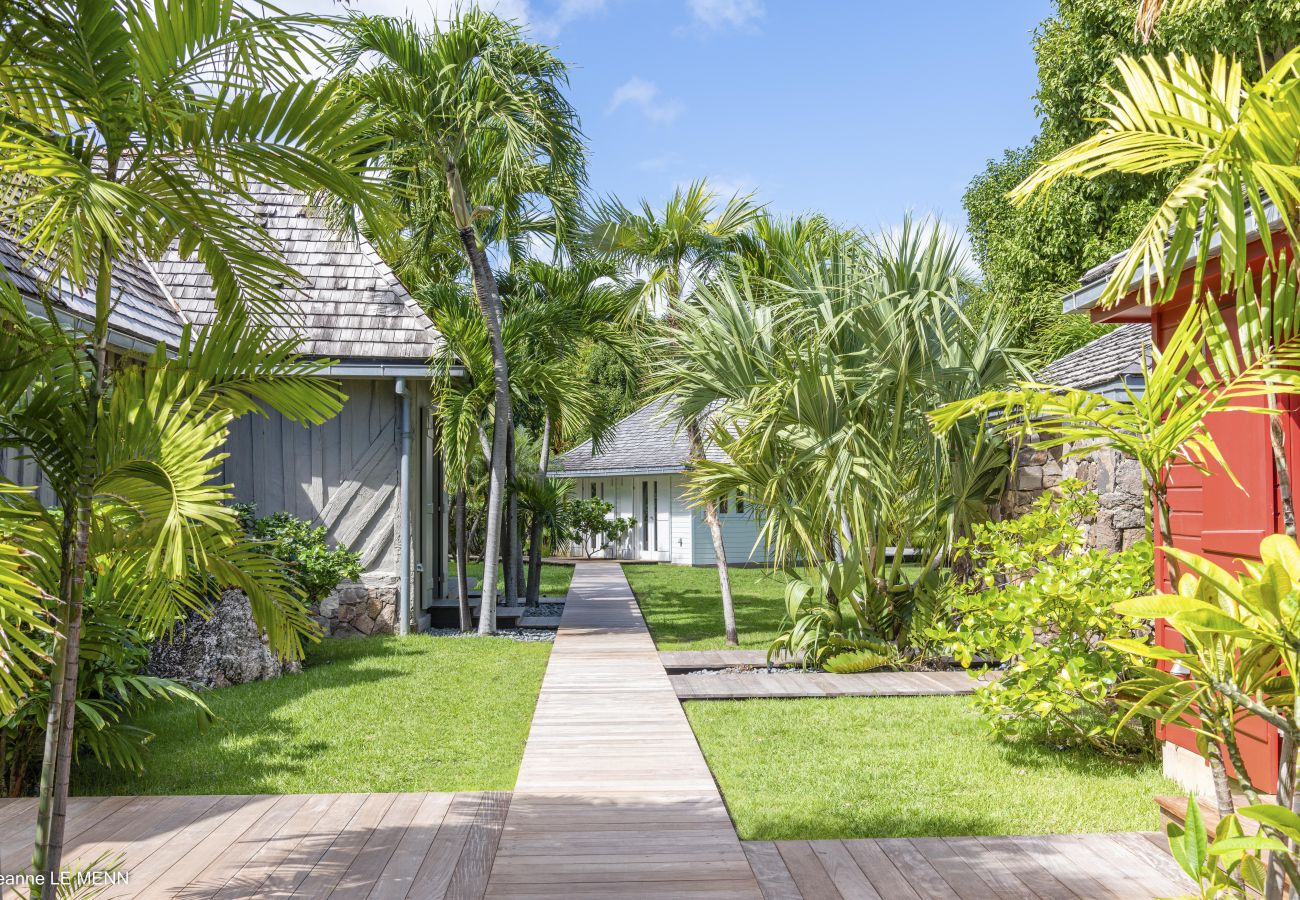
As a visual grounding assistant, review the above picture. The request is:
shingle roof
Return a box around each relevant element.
[553,398,728,477]
[153,185,439,360]
[1038,324,1150,394]
[0,232,185,348]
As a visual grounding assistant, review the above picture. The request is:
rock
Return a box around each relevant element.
[1111,504,1146,530]
[148,589,300,689]
[312,580,398,638]
[1115,458,1145,496]
[1016,466,1044,491]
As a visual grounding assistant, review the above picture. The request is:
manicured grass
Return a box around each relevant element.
[458,561,574,598]
[685,695,1177,840]
[75,635,551,796]
[622,563,791,650]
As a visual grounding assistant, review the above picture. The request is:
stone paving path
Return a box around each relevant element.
[484,562,763,898]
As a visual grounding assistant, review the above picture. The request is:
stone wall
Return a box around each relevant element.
[998,439,1147,552]
[313,577,398,637]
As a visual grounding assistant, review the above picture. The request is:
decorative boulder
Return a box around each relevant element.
[147,589,301,689]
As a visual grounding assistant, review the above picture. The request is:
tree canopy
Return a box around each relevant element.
[963,0,1300,360]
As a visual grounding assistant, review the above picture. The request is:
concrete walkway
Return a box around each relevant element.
[484,562,763,899]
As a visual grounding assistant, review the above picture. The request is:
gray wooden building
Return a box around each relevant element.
[1,186,452,634]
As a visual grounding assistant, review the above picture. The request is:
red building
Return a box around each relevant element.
[1063,199,1288,794]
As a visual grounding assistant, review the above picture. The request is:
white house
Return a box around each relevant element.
[552,399,774,566]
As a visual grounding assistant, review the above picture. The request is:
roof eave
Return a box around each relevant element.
[552,466,685,478]
[1062,199,1283,314]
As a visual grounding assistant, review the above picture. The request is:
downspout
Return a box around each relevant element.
[396,378,411,637]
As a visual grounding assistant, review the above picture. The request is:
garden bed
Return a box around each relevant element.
[74,634,551,796]
[685,695,1177,840]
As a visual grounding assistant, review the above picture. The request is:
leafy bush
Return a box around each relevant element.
[565,497,635,559]
[233,505,361,604]
[928,479,1154,754]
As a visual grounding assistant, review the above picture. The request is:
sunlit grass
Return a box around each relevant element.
[622,563,792,650]
[76,635,550,795]
[686,695,1177,839]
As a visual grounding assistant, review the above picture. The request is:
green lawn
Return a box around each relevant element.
[622,563,791,650]
[75,635,551,796]
[458,561,574,598]
[685,695,1177,840]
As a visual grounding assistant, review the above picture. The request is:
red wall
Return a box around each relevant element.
[1103,235,1291,791]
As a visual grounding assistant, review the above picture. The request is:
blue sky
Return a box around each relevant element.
[313,0,1055,245]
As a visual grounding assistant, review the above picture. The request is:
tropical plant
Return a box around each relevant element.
[0,609,209,799]
[336,10,586,633]
[589,180,763,645]
[233,506,362,606]
[671,219,1025,656]
[0,0,378,886]
[514,476,574,561]
[1108,535,1300,897]
[929,481,1155,754]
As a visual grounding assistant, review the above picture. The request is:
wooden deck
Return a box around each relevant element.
[485,562,764,898]
[743,834,1194,899]
[658,650,801,670]
[671,670,980,699]
[0,792,507,899]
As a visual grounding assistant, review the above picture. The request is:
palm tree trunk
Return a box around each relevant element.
[526,413,551,606]
[455,487,472,632]
[448,162,509,637]
[504,422,520,605]
[33,239,112,895]
[687,418,737,646]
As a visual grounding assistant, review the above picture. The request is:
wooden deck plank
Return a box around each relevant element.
[181,793,310,897]
[211,791,337,899]
[774,841,841,899]
[256,792,370,899]
[942,835,1048,899]
[366,792,454,900]
[122,795,249,896]
[907,837,1003,900]
[669,671,978,699]
[329,792,424,899]
[444,791,510,900]
[132,796,278,900]
[742,843,802,900]
[293,793,396,898]
[809,841,882,900]
[408,792,484,900]
[840,840,922,900]
[876,838,962,900]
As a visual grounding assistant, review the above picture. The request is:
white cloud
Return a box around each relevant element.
[607,78,684,125]
[686,0,763,31]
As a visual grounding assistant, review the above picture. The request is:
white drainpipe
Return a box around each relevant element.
[396,378,411,637]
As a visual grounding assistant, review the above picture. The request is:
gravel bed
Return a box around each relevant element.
[426,628,556,643]
[527,602,565,618]
[684,665,811,677]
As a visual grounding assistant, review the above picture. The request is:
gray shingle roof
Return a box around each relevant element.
[1038,324,1151,394]
[554,398,728,477]
[0,232,185,348]
[153,185,440,361]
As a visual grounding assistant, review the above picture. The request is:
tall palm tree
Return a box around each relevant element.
[0,0,379,889]
[588,181,761,645]
[336,11,585,634]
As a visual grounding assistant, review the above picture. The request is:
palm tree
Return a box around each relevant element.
[0,0,379,889]
[503,259,642,604]
[336,11,585,634]
[588,181,762,645]
[668,220,1021,655]
[427,260,640,607]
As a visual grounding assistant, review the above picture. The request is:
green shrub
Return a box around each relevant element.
[233,505,361,604]
[928,478,1154,755]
